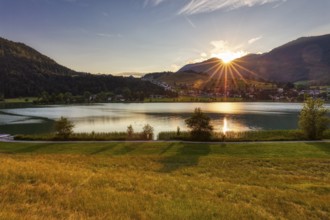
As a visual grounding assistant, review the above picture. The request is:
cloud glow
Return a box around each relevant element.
[248,36,263,44]
[210,40,248,62]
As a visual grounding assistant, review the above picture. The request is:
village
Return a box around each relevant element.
[143,77,330,102]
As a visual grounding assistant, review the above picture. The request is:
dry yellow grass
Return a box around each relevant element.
[0,142,329,219]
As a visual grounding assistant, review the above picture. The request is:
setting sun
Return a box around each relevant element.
[212,51,247,63]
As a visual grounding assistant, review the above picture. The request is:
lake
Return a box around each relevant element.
[1,102,329,137]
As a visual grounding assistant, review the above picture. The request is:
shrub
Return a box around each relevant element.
[127,125,134,138]
[299,98,329,140]
[55,117,74,139]
[142,124,154,140]
[185,108,213,141]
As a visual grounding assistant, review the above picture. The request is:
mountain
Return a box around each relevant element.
[0,37,173,98]
[178,58,223,73]
[177,34,330,85]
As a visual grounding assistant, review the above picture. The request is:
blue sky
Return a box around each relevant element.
[0,0,329,74]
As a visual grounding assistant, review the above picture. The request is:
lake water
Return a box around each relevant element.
[1,102,329,137]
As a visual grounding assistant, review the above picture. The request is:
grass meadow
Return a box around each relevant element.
[0,142,329,219]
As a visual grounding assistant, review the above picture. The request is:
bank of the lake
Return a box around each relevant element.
[12,129,330,142]
[3,102,328,136]
[0,142,329,219]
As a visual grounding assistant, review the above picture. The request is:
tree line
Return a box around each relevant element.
[35,89,149,104]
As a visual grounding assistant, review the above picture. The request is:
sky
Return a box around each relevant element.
[0,0,329,75]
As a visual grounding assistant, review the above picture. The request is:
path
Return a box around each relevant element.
[0,135,329,144]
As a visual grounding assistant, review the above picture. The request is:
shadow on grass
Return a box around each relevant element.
[110,143,140,155]
[308,142,330,156]
[90,143,139,155]
[159,143,176,155]
[12,144,55,153]
[90,144,119,155]
[158,143,211,173]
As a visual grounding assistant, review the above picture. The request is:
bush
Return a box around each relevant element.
[14,131,153,141]
[158,131,190,140]
[55,117,74,139]
[142,124,154,140]
[127,125,134,138]
[158,130,305,142]
[185,108,213,141]
[299,98,329,140]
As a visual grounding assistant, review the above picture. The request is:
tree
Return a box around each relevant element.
[185,108,213,140]
[299,98,329,140]
[55,117,74,139]
[122,87,131,100]
[63,92,73,104]
[40,91,50,103]
[142,124,154,140]
[176,126,181,136]
[83,91,92,102]
[127,125,134,138]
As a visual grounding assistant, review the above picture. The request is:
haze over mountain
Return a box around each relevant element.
[177,34,330,85]
[0,37,171,98]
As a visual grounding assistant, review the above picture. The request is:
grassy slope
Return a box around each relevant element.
[0,142,329,219]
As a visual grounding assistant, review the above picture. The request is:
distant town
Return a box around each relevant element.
[142,76,330,102]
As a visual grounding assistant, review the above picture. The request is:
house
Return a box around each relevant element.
[115,95,125,102]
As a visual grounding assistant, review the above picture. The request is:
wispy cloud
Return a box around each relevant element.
[248,36,263,44]
[184,16,197,28]
[144,0,165,7]
[178,0,287,15]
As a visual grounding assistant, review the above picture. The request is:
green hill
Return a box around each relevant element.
[0,37,172,98]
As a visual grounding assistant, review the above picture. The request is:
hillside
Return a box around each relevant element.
[239,34,330,84]
[0,37,172,98]
[175,34,330,85]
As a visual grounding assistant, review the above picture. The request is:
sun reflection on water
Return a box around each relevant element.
[209,102,243,114]
[223,117,229,134]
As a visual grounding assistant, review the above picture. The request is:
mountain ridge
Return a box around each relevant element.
[0,37,172,98]
[177,34,330,84]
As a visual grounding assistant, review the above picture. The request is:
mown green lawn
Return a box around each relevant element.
[0,142,329,219]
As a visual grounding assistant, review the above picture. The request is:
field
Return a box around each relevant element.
[0,142,329,219]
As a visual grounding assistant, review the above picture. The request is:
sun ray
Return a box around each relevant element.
[215,64,225,92]
[228,65,238,89]
[229,63,248,83]
[224,64,228,100]
[231,62,264,80]
[204,61,224,84]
